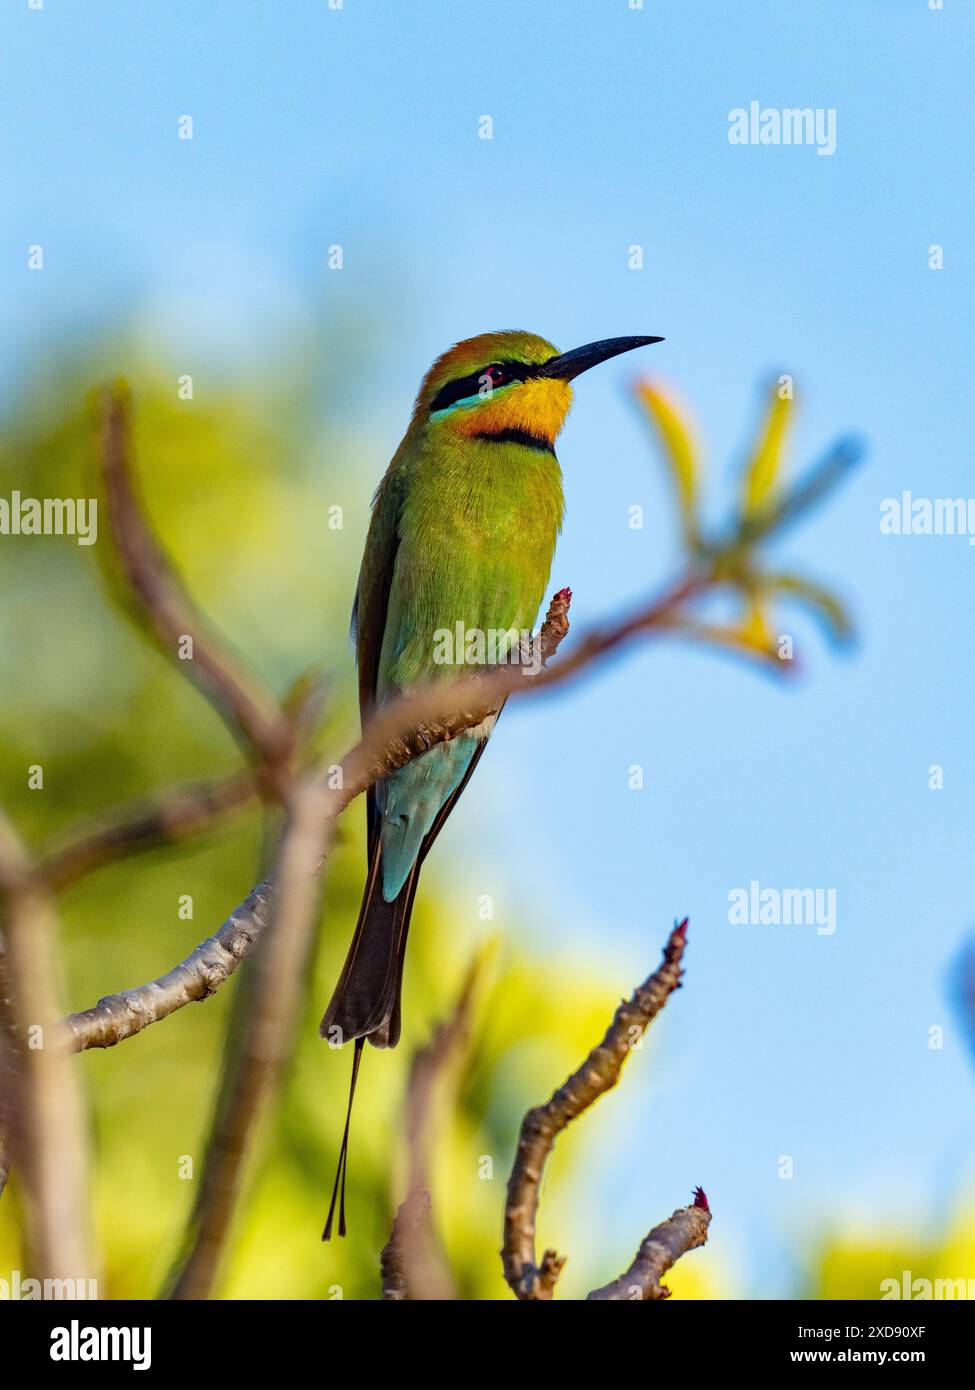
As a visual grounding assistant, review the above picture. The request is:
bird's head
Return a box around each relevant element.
[412,330,662,450]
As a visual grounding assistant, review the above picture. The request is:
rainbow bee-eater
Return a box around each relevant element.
[321,330,661,1236]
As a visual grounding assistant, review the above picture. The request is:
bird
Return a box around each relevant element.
[320,330,662,1237]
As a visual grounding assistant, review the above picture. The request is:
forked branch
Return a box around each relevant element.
[502,919,702,1300]
[378,920,711,1302]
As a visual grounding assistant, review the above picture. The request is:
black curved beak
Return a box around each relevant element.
[536,335,664,381]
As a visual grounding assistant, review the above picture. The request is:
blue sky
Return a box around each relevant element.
[4,0,975,1295]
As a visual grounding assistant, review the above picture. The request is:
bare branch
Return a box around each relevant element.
[39,769,255,891]
[381,1190,437,1302]
[0,985,14,1201]
[59,590,574,1053]
[100,386,294,789]
[166,775,333,1300]
[587,1190,712,1300]
[0,809,94,1279]
[55,550,770,1061]
[502,919,688,1301]
[57,880,275,1053]
[380,959,480,1301]
[0,1132,9,1201]
[36,667,327,893]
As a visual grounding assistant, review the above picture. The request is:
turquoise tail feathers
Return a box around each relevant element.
[320,735,489,1051]
[378,734,480,900]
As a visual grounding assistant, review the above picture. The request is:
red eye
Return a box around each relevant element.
[485,365,507,386]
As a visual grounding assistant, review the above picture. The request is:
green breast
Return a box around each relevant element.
[378,433,564,693]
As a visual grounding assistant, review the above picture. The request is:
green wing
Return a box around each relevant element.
[352,462,407,858]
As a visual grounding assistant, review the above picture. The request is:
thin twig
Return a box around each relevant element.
[0,809,95,1279]
[587,1189,712,1300]
[100,386,294,791]
[40,769,255,891]
[380,959,480,1301]
[502,919,688,1301]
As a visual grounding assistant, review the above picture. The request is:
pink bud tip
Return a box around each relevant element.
[554,586,572,603]
[674,917,689,941]
[692,1186,710,1212]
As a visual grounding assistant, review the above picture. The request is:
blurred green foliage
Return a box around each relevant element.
[812,1206,975,1300]
[0,337,721,1299]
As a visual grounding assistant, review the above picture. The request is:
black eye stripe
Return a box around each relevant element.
[428,359,541,414]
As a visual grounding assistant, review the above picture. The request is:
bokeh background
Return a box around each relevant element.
[2,0,973,1299]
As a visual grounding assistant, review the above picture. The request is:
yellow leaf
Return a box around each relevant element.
[764,571,853,643]
[738,598,775,651]
[661,615,785,670]
[742,378,794,517]
[634,380,699,536]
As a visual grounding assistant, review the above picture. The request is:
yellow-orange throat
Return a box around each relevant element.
[446,377,572,446]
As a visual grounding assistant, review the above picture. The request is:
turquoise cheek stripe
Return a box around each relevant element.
[429,382,515,421]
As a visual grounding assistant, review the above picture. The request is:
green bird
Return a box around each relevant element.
[321,330,661,1236]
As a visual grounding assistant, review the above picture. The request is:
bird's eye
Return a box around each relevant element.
[430,362,520,414]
